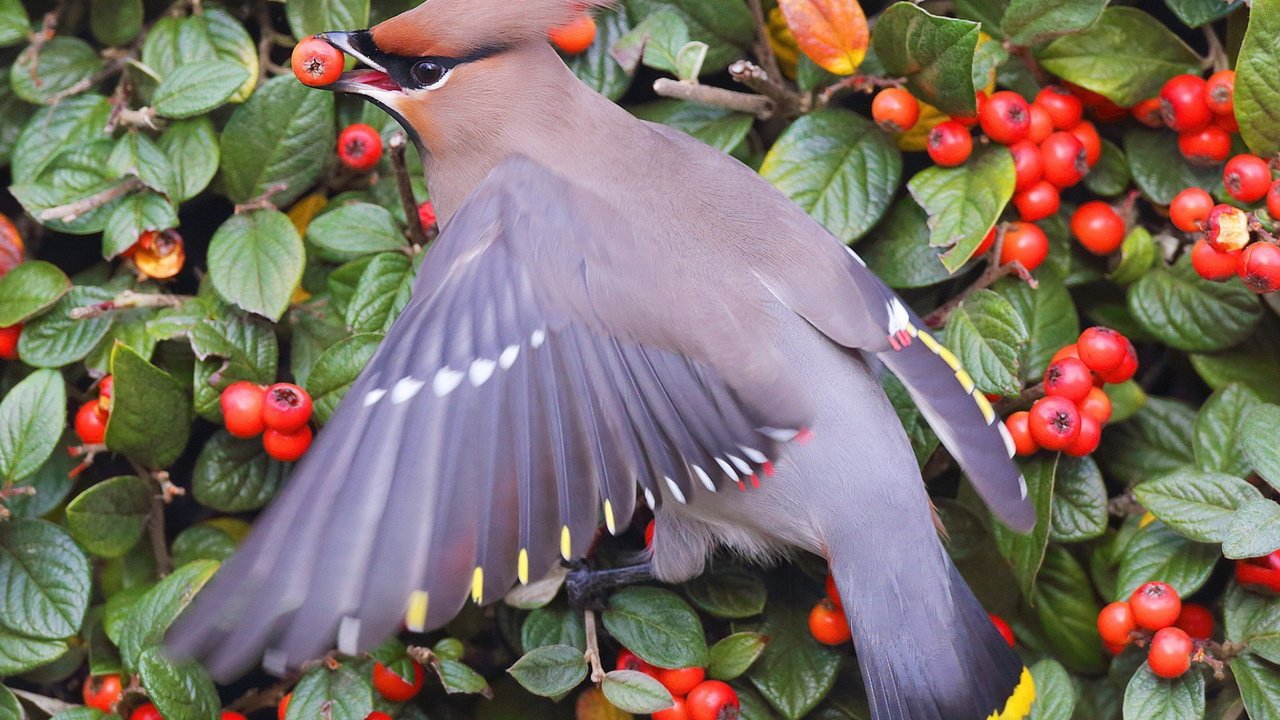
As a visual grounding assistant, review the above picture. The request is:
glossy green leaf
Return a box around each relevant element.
[858,198,956,289]
[117,560,218,671]
[158,117,220,203]
[1114,522,1218,600]
[1191,318,1280,405]
[307,333,383,424]
[1222,499,1280,559]
[872,3,980,116]
[102,193,178,260]
[0,260,70,326]
[507,644,588,698]
[1133,469,1261,543]
[18,286,115,368]
[208,209,305,321]
[5,434,77,519]
[603,587,707,669]
[601,670,674,714]
[625,0,754,71]
[1108,227,1157,287]
[1128,255,1262,352]
[153,61,250,119]
[1242,404,1280,491]
[709,632,768,681]
[908,145,1016,272]
[631,100,753,153]
[1000,0,1106,46]
[0,369,64,484]
[684,564,768,619]
[306,203,407,262]
[746,582,840,720]
[1121,663,1203,720]
[192,431,288,512]
[66,476,153,558]
[438,658,490,696]
[90,0,142,46]
[1097,397,1197,486]
[1050,455,1108,543]
[1224,580,1280,661]
[0,0,29,46]
[0,518,90,641]
[1193,384,1262,477]
[1124,128,1222,205]
[1165,0,1244,27]
[521,606,586,653]
[1033,545,1104,673]
[345,252,413,333]
[11,94,112,184]
[171,523,240,568]
[993,268,1080,382]
[1027,658,1074,720]
[568,5,633,100]
[220,75,334,207]
[993,456,1053,600]
[138,646,221,720]
[10,37,102,104]
[285,663,373,720]
[106,343,192,468]
[1232,652,1280,720]
[943,289,1028,397]
[286,0,370,40]
[1234,0,1280,158]
[0,630,67,675]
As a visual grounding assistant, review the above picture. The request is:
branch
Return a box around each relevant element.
[745,0,783,84]
[584,609,606,684]
[817,74,906,109]
[234,182,289,214]
[44,53,129,104]
[35,177,144,223]
[148,494,172,576]
[389,132,429,247]
[70,289,187,319]
[1202,25,1229,73]
[728,60,806,118]
[652,78,774,118]
[922,261,1035,329]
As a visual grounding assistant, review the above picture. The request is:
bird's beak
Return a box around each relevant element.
[317,31,400,95]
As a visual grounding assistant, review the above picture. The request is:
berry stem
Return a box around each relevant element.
[390,132,430,247]
[923,260,1037,329]
[70,289,188,320]
[817,74,906,108]
[652,78,774,119]
[583,608,606,683]
[1201,26,1229,73]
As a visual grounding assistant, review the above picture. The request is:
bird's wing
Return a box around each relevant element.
[167,156,810,681]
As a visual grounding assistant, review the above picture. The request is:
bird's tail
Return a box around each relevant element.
[830,540,1034,720]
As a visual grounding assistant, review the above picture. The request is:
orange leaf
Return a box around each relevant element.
[0,212,25,279]
[777,0,868,76]
[575,687,633,720]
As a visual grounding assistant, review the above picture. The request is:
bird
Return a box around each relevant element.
[168,1,1039,717]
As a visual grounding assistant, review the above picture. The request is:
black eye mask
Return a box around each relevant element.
[347,29,506,90]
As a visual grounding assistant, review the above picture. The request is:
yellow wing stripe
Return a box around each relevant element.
[560,526,572,561]
[517,548,530,584]
[604,499,616,535]
[405,590,429,632]
[918,330,943,354]
[915,329,997,424]
[955,368,976,393]
[972,390,997,424]
[936,345,961,371]
[988,667,1035,720]
[470,567,484,604]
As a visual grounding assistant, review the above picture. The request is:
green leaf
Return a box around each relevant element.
[625,0,754,72]
[158,117,220,203]
[994,269,1079,382]
[637,10,693,76]
[1108,226,1157,287]
[0,519,90,640]
[208,209,305,321]
[567,5,633,101]
[907,145,1016,272]
[684,564,768,619]
[0,630,67,675]
[285,663,373,720]
[1242,404,1280,491]
[11,142,123,236]
[601,670,674,714]
[604,586,707,669]
[1165,0,1244,27]
[1050,455,1108,543]
[1232,652,1280,720]
[116,560,218,671]
[1027,658,1074,720]
[1121,663,1204,720]
[0,83,35,167]
[345,253,413,333]
[105,343,192,468]
[66,476,154,558]
[90,0,143,46]
[1000,0,1106,46]
[171,523,240,568]
[103,193,178,260]
[19,285,115,368]
[10,37,102,104]
[438,658,490,696]
[1084,139,1133,199]
[286,0,370,40]
[153,61,250,119]
[0,684,20,720]
[871,3,979,116]
[138,646,221,720]
[220,75,334,207]
[1224,581,1280,661]
[6,434,77,519]
[1114,522,1218,600]
[108,131,175,198]
[993,456,1054,600]
[858,198,956,289]
[0,0,29,47]
[1222,499,1280,559]
[507,644,588,698]
[306,333,382,424]
[11,94,112,183]
[1097,397,1197,486]
[759,109,900,245]
[1037,8,1200,106]
[192,431,288,512]
[943,289,1028,397]
[0,369,65,484]
[520,606,585,653]
[1234,0,1280,158]
[306,203,407,261]
[708,632,768,681]
[1194,384,1263,477]
[746,582,840,720]
[1191,318,1280,405]
[203,8,258,103]
[1135,469,1261,543]
[1128,255,1262,352]
[140,16,218,84]
[1033,545,1104,673]
[0,261,70,327]
[1123,128,1222,205]
[631,100,753,154]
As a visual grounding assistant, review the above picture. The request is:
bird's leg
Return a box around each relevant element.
[565,560,654,609]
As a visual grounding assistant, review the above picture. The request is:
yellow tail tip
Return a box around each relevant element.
[988,667,1035,720]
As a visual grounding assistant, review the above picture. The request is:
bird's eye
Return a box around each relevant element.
[411,61,448,88]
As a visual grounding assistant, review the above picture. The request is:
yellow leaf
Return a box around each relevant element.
[575,687,633,720]
[766,8,799,80]
[777,0,868,76]
[286,193,328,236]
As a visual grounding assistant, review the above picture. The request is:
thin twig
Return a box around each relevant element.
[389,132,429,247]
[745,0,783,84]
[234,183,289,214]
[652,78,774,118]
[36,177,144,223]
[1202,25,1229,73]
[148,495,172,576]
[70,289,187,319]
[922,262,1034,329]
[44,53,129,104]
[728,60,807,117]
[817,74,906,108]
[584,609,606,684]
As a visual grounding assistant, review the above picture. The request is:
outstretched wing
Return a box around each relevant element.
[167,157,810,681]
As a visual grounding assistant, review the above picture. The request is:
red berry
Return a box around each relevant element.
[951,91,986,128]
[808,598,851,645]
[1044,357,1094,404]
[222,713,248,720]
[871,88,920,133]
[263,426,313,462]
[75,400,109,445]
[1239,242,1280,294]
[99,374,114,400]
[1067,120,1102,167]
[83,675,124,714]
[1028,396,1081,451]
[653,697,689,720]
[0,323,19,360]
[220,381,267,438]
[261,383,313,433]
[1009,141,1043,192]
[1175,603,1214,641]
[1079,386,1113,425]
[1034,86,1084,130]
[1170,188,1215,232]
[1205,70,1235,116]
[1206,204,1251,253]
[998,221,1049,271]
[644,519,655,547]
[1215,111,1240,133]
[337,124,383,172]
[685,681,740,720]
[1004,411,1039,456]
[1269,179,1280,221]
[1097,601,1137,645]
[1160,74,1213,133]
[1077,327,1128,374]
[1148,627,1194,679]
[657,667,706,697]
[1179,125,1232,166]
[1133,97,1164,128]
[825,573,842,608]
[1064,413,1101,457]
[1051,344,1081,363]
[617,648,657,676]
[291,36,344,87]
[988,613,1015,647]
[1224,154,1273,203]
[1071,201,1126,255]
[1021,105,1051,145]
[417,201,436,228]
[1013,180,1060,222]
[130,702,163,720]
[979,91,1031,144]
[372,660,425,702]
[1039,131,1088,188]
[278,693,291,720]
[549,14,597,54]
[1096,341,1138,384]
[927,121,972,167]
[1130,581,1182,631]
[1191,238,1242,281]
[975,226,997,256]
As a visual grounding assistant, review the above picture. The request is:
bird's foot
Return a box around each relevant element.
[565,561,654,610]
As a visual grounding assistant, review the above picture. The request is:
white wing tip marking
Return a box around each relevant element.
[499,344,520,369]
[714,456,739,480]
[643,487,657,509]
[759,427,799,443]
[530,329,547,348]
[363,388,386,407]
[727,454,752,475]
[337,616,361,655]
[738,445,767,464]
[997,422,1017,458]
[693,465,716,492]
[1018,475,1028,500]
[664,476,687,504]
[391,376,426,404]
[469,358,497,386]
[432,367,464,397]
[845,246,868,267]
[263,649,287,676]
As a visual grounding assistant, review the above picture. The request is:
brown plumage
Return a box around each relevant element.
[371,0,612,57]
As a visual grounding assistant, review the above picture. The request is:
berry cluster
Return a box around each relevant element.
[74,375,114,445]
[1004,326,1136,457]
[1140,72,1240,166]
[1234,548,1280,593]
[218,381,315,462]
[1172,169,1280,294]
[617,648,739,720]
[83,675,244,720]
[1096,582,1212,679]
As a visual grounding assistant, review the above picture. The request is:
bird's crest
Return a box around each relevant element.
[370,0,613,58]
